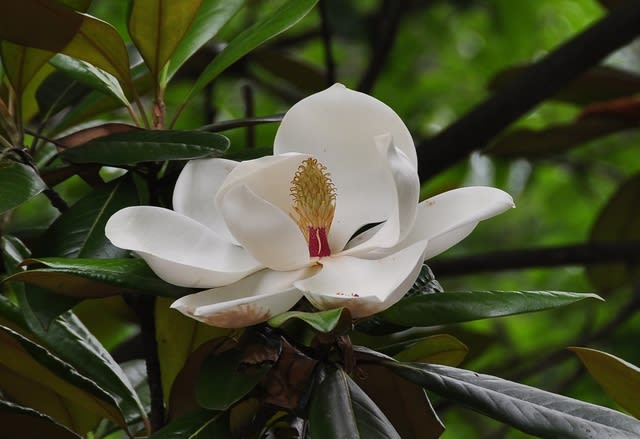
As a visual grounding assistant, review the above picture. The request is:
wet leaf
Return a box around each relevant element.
[570,347,640,418]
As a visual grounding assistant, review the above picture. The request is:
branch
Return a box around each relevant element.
[417,1,640,182]
[318,0,336,85]
[430,241,640,277]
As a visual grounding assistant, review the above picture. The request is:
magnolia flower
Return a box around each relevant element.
[105,84,514,328]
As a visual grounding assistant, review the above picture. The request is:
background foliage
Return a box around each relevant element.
[1,0,640,438]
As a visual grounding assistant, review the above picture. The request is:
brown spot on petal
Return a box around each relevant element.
[202,303,271,328]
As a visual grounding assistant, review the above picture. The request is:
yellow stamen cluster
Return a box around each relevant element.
[290,158,336,240]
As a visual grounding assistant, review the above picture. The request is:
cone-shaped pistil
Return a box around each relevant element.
[290,158,336,257]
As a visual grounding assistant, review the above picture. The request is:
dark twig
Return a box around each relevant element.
[430,241,640,277]
[417,2,640,182]
[242,84,256,148]
[358,0,405,93]
[318,0,336,85]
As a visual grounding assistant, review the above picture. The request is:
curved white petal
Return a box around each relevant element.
[367,187,514,260]
[274,83,417,252]
[295,240,428,318]
[105,206,262,288]
[341,134,419,256]
[219,184,310,270]
[171,267,314,328]
[173,158,239,244]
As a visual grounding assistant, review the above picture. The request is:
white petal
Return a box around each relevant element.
[171,268,314,328]
[341,134,419,256]
[295,240,428,318]
[219,184,310,270]
[274,83,417,251]
[391,187,514,260]
[105,206,262,288]
[173,158,239,244]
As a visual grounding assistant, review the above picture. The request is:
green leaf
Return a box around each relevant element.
[379,290,602,327]
[49,53,129,104]
[488,117,636,159]
[570,347,640,418]
[386,362,640,439]
[196,347,273,411]
[0,0,133,92]
[164,0,245,85]
[0,42,53,98]
[128,0,203,82]
[268,308,348,333]
[149,409,230,439]
[60,129,229,165]
[393,334,468,367]
[0,162,47,215]
[0,400,82,439]
[156,297,230,410]
[353,362,444,439]
[309,366,401,438]
[42,175,139,258]
[180,0,318,108]
[7,257,195,298]
[587,173,640,291]
[0,324,127,433]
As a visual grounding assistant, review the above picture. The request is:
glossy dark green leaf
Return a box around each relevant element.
[50,53,129,104]
[164,0,245,85]
[587,173,640,291]
[0,0,133,92]
[0,400,82,439]
[393,334,468,367]
[181,0,318,108]
[354,363,443,439]
[387,362,640,439]
[309,366,401,438]
[196,348,272,411]
[149,409,230,439]
[0,324,127,432]
[60,129,229,165]
[128,0,203,82]
[7,257,195,298]
[268,308,347,333]
[570,347,640,418]
[489,65,640,106]
[379,290,601,327]
[42,175,139,258]
[488,117,636,159]
[0,162,47,214]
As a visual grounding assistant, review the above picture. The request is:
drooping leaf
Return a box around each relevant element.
[0,162,47,214]
[0,42,53,98]
[0,0,133,92]
[387,362,640,439]
[354,363,444,439]
[149,409,230,439]
[164,0,245,85]
[0,324,127,433]
[587,173,640,291]
[268,307,349,333]
[0,400,82,439]
[309,366,401,438]
[379,290,601,327]
[60,129,229,165]
[488,117,636,159]
[393,334,468,367]
[570,347,640,418]
[49,53,129,104]
[42,175,139,258]
[7,257,195,298]
[128,0,203,82]
[195,344,276,411]
[179,0,318,110]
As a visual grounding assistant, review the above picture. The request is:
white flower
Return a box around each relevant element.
[105,84,514,328]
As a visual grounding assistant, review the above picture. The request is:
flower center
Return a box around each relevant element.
[290,157,336,258]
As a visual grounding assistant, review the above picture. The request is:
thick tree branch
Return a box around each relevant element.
[417,1,640,182]
[430,241,640,277]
